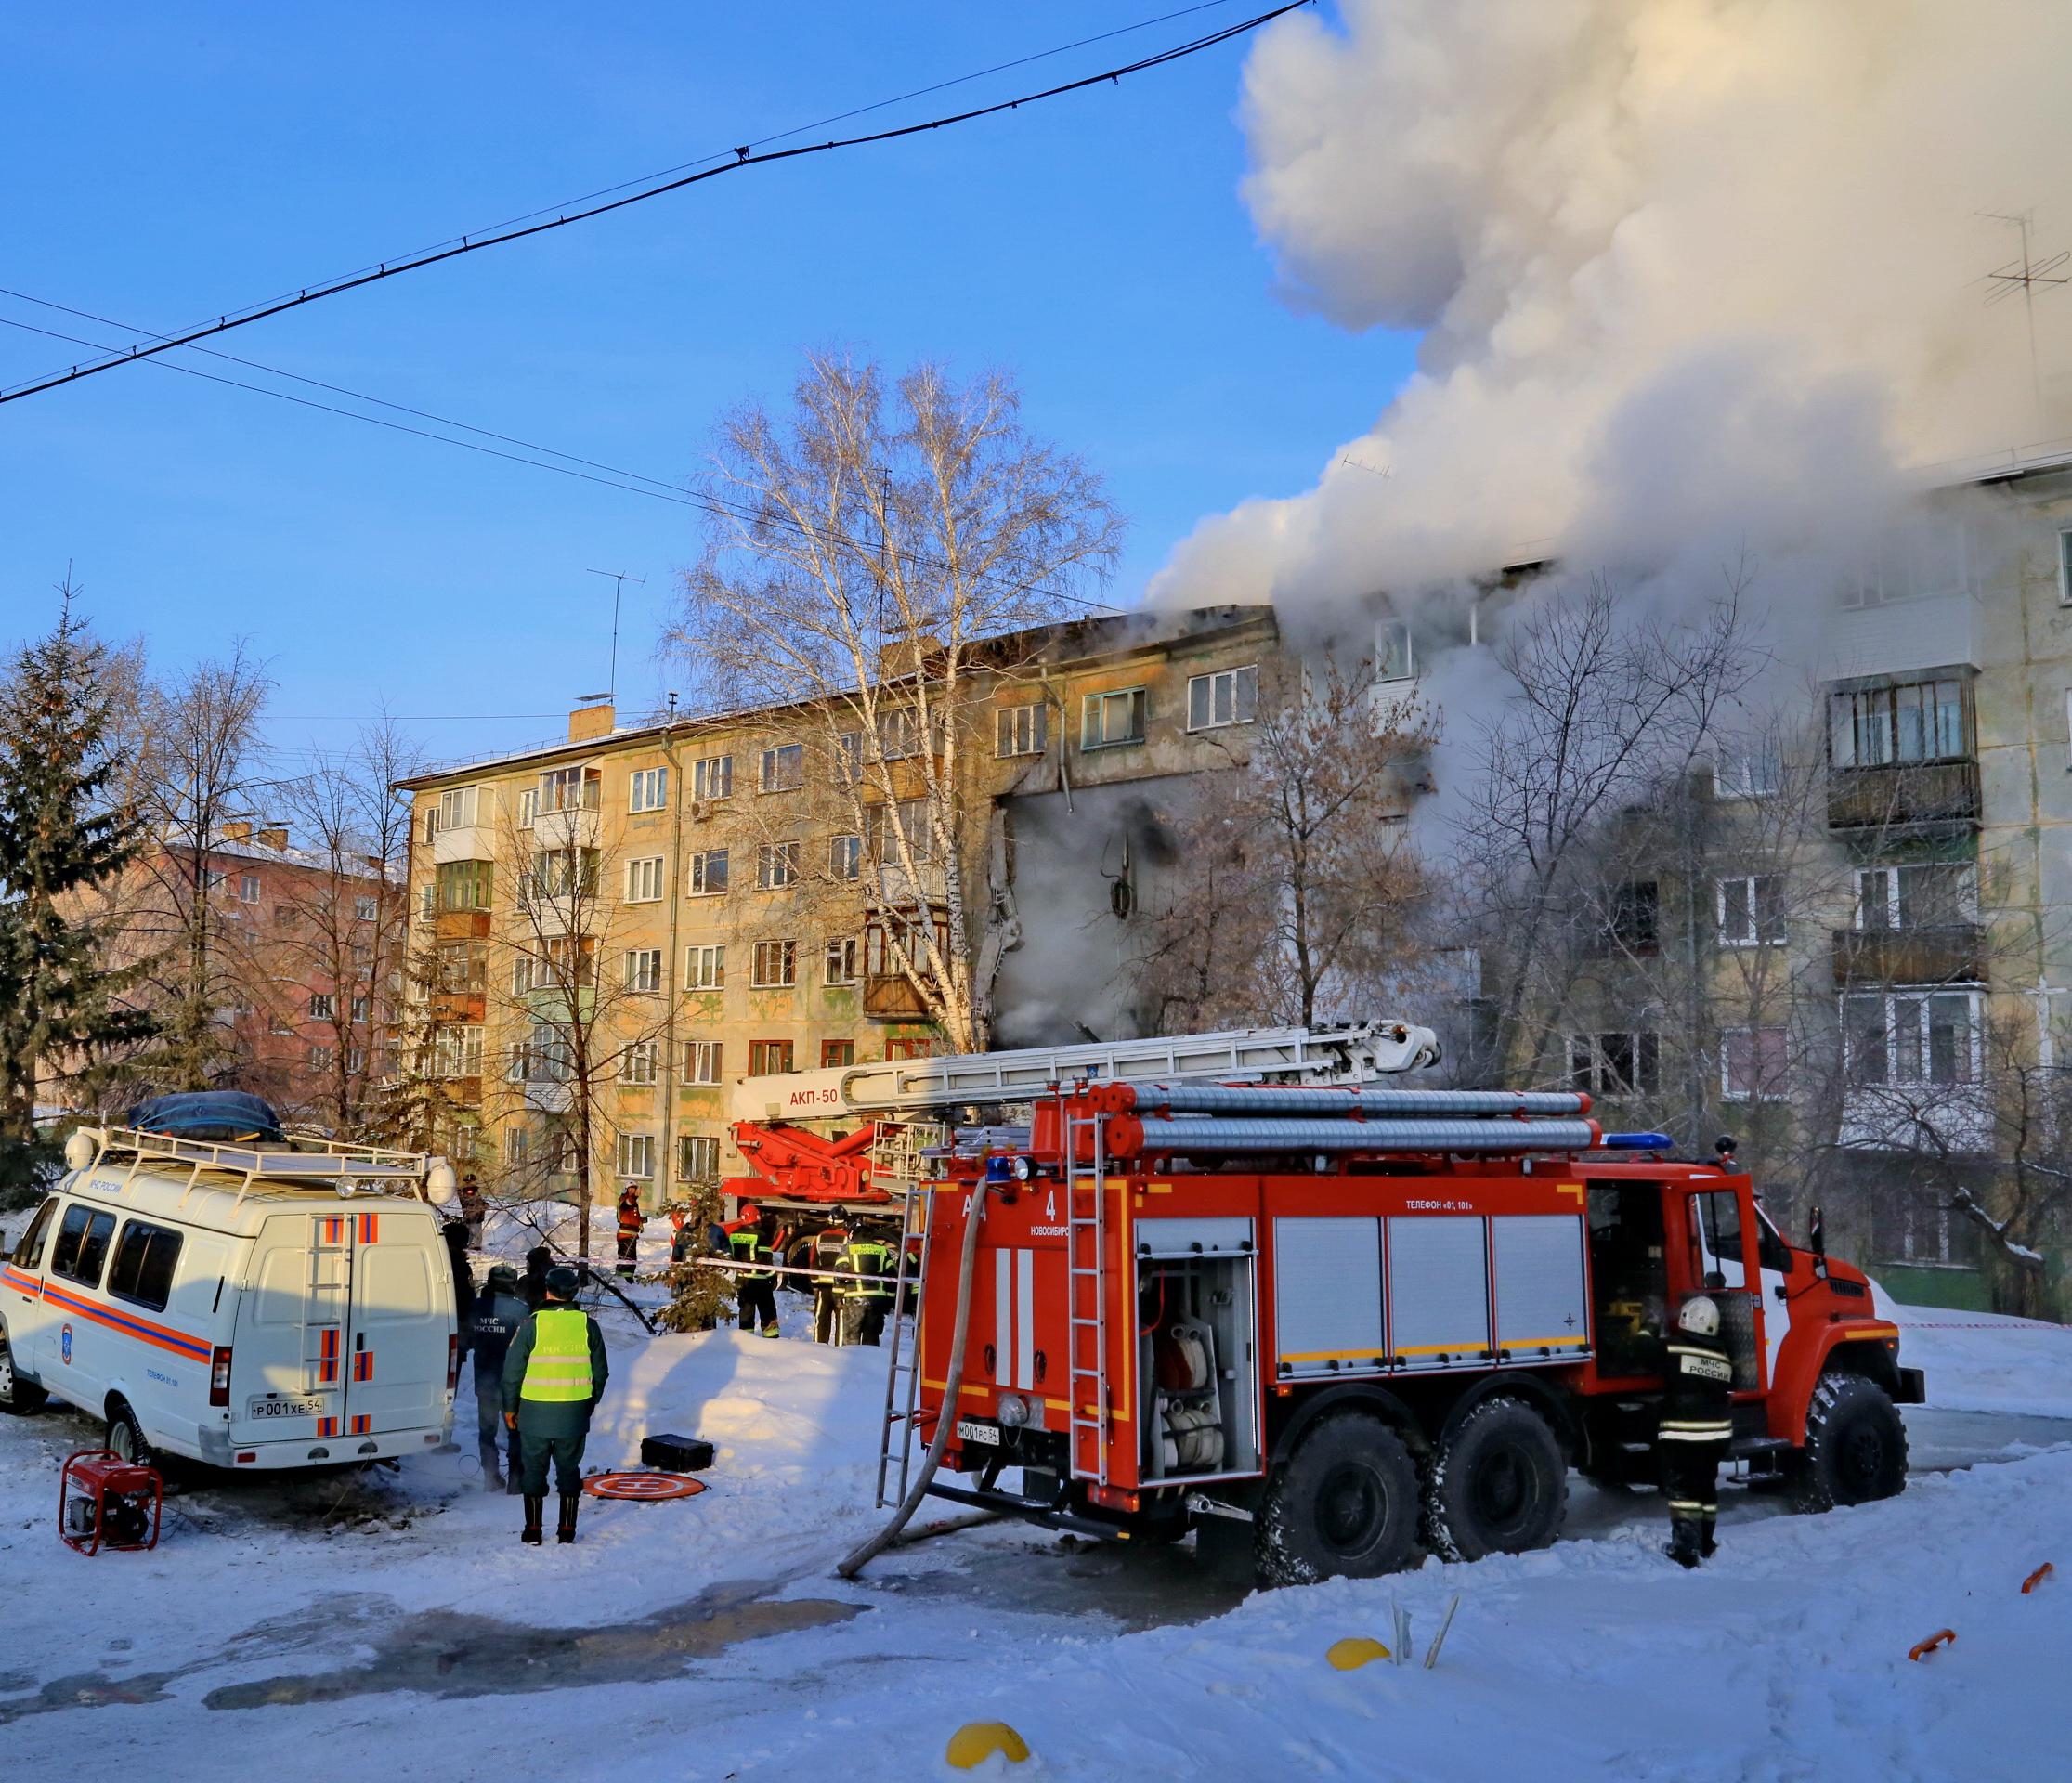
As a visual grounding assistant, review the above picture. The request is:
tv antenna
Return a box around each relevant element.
[1339,453,1393,480]
[1980,209,2068,426]
[584,567,646,702]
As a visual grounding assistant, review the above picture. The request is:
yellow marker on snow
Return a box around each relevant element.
[1326,1637,1392,1671]
[945,1722,1031,1768]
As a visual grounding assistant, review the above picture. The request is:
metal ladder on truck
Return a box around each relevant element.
[871,1121,945,1510]
[1063,1100,1111,1487]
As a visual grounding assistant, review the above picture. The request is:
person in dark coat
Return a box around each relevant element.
[469,1264,530,1491]
[458,1175,488,1249]
[441,1218,476,1339]
[502,1266,610,1545]
[723,1204,782,1338]
[521,1243,554,1311]
[1658,1294,1735,1568]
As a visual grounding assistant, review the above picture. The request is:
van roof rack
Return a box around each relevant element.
[79,1126,444,1210]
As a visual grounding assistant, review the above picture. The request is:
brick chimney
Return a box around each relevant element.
[568,701,615,742]
[256,825,289,851]
[220,820,253,843]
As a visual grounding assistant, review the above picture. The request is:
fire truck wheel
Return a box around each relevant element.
[1790,1372,1908,1513]
[1255,1413,1420,1587]
[0,1335,46,1413]
[1420,1396,1567,1563]
[107,1399,160,1473]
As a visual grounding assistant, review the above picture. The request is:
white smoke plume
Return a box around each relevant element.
[1153,0,2067,612]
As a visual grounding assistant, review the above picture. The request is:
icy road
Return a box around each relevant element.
[1,1304,2065,1781]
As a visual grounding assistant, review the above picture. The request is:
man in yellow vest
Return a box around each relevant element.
[501,1265,610,1545]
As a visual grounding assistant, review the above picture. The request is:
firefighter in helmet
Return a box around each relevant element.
[615,1182,645,1282]
[725,1204,783,1338]
[1658,1293,1735,1568]
[811,1222,850,1345]
[841,1227,894,1347]
[501,1264,610,1546]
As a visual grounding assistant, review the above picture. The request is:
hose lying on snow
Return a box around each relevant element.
[837,1181,990,1580]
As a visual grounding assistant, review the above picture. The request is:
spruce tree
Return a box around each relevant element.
[0,587,159,1199]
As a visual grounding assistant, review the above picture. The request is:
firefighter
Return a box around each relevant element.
[811,1223,849,1345]
[458,1173,488,1249]
[615,1183,645,1282]
[501,1264,610,1546]
[469,1264,529,1492]
[1658,1293,1735,1568]
[725,1204,782,1338]
[841,1228,894,1347]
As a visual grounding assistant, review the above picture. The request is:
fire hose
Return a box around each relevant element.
[836,1181,991,1580]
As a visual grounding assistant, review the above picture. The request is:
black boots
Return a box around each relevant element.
[1665,1516,1701,1569]
[522,1494,544,1544]
[556,1493,580,1544]
[478,1442,504,1491]
[506,1460,524,1497]
[1700,1516,1718,1560]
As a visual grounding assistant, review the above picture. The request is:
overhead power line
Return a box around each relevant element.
[0,2,1309,408]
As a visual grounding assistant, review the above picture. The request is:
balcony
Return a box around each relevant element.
[1827,761,1980,832]
[1840,1082,1993,1155]
[863,973,932,1020]
[1831,925,1984,988]
[429,990,487,1024]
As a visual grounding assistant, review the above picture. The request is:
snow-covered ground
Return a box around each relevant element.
[2,1294,2066,1780]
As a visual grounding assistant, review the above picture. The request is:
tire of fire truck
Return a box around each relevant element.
[1254,1412,1421,1587]
[1420,1396,1567,1563]
[0,1331,47,1413]
[106,1397,161,1473]
[1788,1371,1909,1514]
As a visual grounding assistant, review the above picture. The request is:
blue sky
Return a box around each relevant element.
[0,2,1413,772]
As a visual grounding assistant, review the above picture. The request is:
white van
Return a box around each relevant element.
[0,1121,460,1470]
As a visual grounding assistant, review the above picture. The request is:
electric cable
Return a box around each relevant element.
[0,3,1309,406]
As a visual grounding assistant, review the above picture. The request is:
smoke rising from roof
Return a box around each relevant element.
[1153,0,2066,612]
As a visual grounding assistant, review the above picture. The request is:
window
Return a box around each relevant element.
[624,948,663,994]
[1606,880,1660,954]
[748,1039,795,1075]
[1828,677,1970,767]
[757,842,801,890]
[1844,990,1979,1086]
[350,995,371,1023]
[622,1039,658,1085]
[308,992,335,1021]
[512,1023,571,1084]
[1688,1191,1748,1291]
[997,702,1048,758]
[204,868,228,893]
[528,847,598,900]
[345,1046,366,1074]
[836,730,865,785]
[238,873,261,904]
[866,799,931,865]
[11,1197,58,1269]
[877,708,921,761]
[691,755,734,802]
[751,940,797,987]
[309,1045,335,1072]
[678,1134,721,1183]
[103,1209,184,1308]
[684,1040,723,1085]
[821,1039,856,1069]
[828,834,863,880]
[517,787,539,829]
[1854,862,1975,931]
[274,904,300,929]
[1187,665,1258,732]
[504,1126,531,1166]
[351,942,373,970]
[51,1204,118,1287]
[688,848,729,896]
[617,1131,656,1179]
[1715,744,1781,799]
[684,944,725,991]
[1377,621,1416,681]
[269,1014,295,1036]
[760,743,804,793]
[630,765,669,813]
[1568,1033,1660,1096]
[511,951,545,996]
[824,936,859,985]
[437,786,479,833]
[625,855,665,903]
[885,1036,942,1061]
[354,893,378,922]
[1717,875,1786,946]
[1082,687,1147,748]
[436,859,492,912]
[867,912,949,979]
[1842,518,1971,608]
[539,766,601,814]
[515,935,596,990]
[1722,1027,1789,1101]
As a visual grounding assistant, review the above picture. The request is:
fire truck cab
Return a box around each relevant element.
[908,1082,1922,1586]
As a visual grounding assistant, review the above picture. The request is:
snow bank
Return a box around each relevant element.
[1896,1304,2072,1420]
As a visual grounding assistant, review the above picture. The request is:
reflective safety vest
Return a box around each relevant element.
[812,1230,848,1291]
[618,1197,645,1238]
[520,1308,594,1402]
[841,1239,892,1299]
[730,1227,775,1283]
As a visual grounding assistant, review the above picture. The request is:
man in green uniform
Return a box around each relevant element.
[841,1229,894,1347]
[501,1264,610,1545]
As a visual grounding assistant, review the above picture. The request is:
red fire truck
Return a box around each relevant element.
[894,1074,1922,1585]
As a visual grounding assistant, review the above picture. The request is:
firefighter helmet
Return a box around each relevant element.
[1677,1294,1721,1337]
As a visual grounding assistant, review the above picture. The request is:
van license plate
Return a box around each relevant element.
[955,1419,999,1445]
[248,1396,326,1419]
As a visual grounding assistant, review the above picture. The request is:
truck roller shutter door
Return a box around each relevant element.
[1272,1217,1384,1379]
[1491,1216,1590,1361]
[1387,1217,1490,1370]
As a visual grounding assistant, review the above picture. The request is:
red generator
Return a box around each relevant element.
[900,1078,1922,1588]
[59,1450,163,1555]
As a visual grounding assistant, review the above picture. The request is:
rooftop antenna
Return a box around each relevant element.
[583,567,646,702]
[1339,453,1392,479]
[1980,209,2068,431]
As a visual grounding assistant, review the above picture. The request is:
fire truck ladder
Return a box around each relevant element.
[1063,1100,1112,1487]
[870,1121,945,1511]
